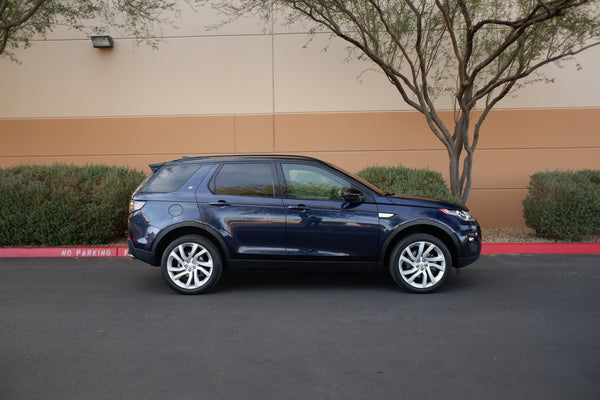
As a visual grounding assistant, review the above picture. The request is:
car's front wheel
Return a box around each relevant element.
[161,235,222,294]
[390,233,451,293]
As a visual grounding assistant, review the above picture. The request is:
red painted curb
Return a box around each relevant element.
[481,243,600,255]
[0,246,129,258]
[0,244,599,258]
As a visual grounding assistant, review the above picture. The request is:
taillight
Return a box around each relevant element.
[129,200,146,213]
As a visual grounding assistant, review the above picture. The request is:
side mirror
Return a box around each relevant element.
[343,188,365,204]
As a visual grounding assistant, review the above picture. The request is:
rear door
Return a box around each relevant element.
[196,162,286,260]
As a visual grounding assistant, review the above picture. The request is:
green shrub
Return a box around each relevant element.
[357,165,460,203]
[0,164,146,246]
[523,170,600,241]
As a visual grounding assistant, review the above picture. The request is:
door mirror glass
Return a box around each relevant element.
[343,188,365,204]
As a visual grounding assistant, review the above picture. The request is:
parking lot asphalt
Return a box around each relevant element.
[1,255,599,400]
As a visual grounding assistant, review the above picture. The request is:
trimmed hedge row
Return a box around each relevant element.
[13,164,594,244]
[357,165,459,203]
[0,164,146,246]
[523,170,600,241]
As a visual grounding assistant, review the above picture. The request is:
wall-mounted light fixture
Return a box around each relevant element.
[91,35,114,48]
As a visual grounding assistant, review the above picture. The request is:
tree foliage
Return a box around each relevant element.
[0,0,180,59]
[210,0,600,202]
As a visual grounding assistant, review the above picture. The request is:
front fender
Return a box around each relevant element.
[380,218,461,264]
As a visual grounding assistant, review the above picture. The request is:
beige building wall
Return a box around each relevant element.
[1,2,599,227]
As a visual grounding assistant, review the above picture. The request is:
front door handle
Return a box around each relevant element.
[287,204,311,211]
[209,200,231,207]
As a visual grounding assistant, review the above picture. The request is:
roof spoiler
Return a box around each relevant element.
[149,163,165,173]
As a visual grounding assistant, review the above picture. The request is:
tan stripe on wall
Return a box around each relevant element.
[2,108,599,227]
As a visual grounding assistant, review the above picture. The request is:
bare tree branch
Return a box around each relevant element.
[472,40,600,105]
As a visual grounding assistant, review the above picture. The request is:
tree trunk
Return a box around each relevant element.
[448,149,462,202]
[446,116,474,204]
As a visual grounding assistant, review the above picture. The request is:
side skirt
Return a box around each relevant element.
[225,259,378,272]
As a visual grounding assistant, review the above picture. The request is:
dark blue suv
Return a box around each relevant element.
[128,155,481,294]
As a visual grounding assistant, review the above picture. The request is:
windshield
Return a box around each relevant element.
[323,161,386,196]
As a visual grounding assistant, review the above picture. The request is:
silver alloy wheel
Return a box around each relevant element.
[397,241,446,290]
[166,242,214,290]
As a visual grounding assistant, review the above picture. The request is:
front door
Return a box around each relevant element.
[279,162,380,263]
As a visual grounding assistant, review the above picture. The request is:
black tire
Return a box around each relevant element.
[160,235,223,294]
[389,233,452,293]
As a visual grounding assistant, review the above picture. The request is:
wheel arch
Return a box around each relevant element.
[151,222,229,266]
[381,220,460,268]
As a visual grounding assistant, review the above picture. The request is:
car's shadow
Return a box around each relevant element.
[216,270,397,293]
[217,268,482,294]
[132,264,482,295]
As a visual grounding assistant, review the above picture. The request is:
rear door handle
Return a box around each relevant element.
[209,200,231,207]
[287,204,311,211]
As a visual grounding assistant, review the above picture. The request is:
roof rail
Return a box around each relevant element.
[172,154,318,162]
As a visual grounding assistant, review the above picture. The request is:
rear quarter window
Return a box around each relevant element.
[143,164,201,193]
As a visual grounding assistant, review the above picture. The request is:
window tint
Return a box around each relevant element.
[145,164,200,193]
[282,163,352,201]
[212,163,274,197]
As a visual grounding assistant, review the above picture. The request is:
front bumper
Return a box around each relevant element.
[456,225,482,268]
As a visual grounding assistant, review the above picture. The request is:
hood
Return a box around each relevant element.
[384,194,467,210]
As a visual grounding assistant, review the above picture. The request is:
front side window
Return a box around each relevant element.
[282,163,352,201]
[212,163,274,197]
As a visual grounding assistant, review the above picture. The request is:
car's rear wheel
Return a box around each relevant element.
[390,233,451,293]
[161,235,222,294]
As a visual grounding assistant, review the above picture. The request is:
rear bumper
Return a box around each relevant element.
[128,239,157,265]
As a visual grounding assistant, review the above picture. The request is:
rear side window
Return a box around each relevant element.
[144,164,200,193]
[211,163,274,197]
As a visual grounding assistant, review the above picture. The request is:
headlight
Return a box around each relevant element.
[440,208,475,222]
[129,200,146,213]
